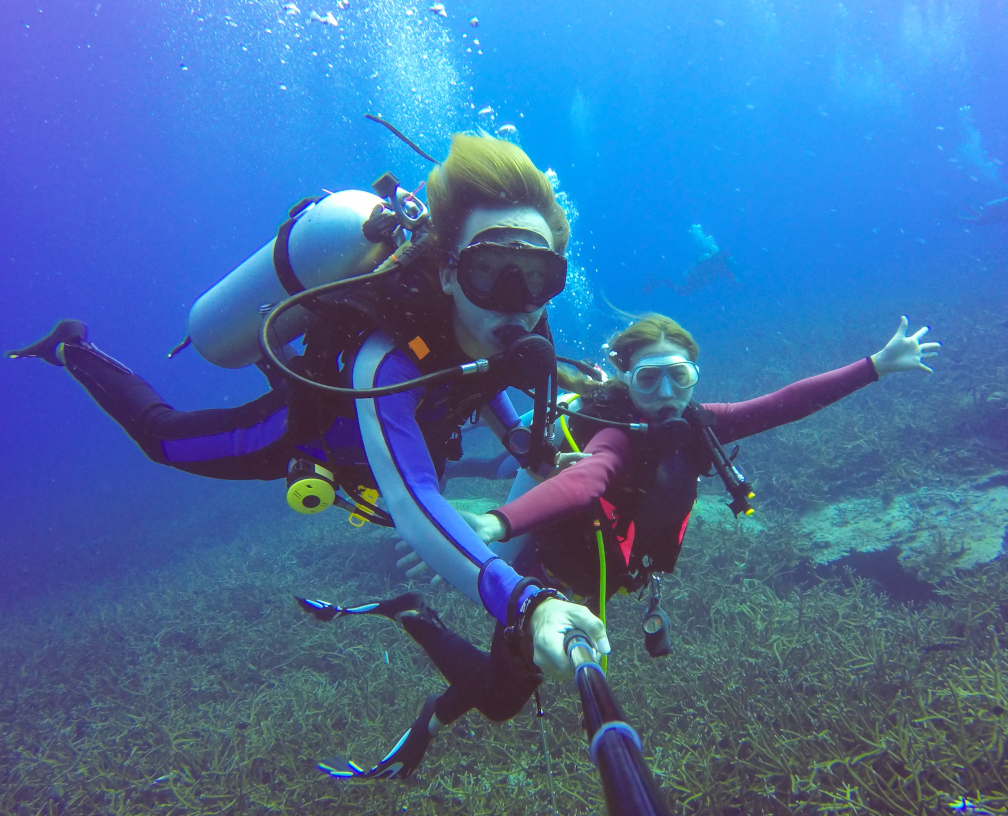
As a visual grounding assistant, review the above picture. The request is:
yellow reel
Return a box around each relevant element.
[286,459,336,515]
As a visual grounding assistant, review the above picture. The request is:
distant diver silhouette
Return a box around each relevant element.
[958,196,1008,224]
[643,249,738,296]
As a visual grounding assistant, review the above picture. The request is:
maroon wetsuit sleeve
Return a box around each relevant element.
[705,357,879,444]
[493,427,632,539]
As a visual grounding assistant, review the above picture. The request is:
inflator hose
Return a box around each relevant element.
[259,269,470,399]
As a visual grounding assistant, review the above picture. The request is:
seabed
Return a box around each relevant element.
[2,307,1007,815]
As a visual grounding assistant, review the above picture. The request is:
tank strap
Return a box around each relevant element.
[273,196,325,296]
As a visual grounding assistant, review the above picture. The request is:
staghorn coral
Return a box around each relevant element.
[1,508,1006,815]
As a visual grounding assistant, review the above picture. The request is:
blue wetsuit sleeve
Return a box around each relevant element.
[482,391,521,437]
[353,333,535,624]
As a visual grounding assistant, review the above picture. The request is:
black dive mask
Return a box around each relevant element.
[453,241,567,314]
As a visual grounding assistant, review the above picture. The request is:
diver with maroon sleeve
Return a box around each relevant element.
[469,314,938,599]
[324,311,938,781]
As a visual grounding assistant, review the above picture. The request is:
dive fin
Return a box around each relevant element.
[318,755,366,779]
[295,592,430,623]
[6,320,89,366]
[295,597,344,621]
[358,693,439,780]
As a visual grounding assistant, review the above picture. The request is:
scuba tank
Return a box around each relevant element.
[187,190,395,369]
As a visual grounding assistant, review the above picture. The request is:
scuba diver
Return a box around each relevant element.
[642,223,737,296]
[957,195,1008,225]
[7,132,609,685]
[301,311,939,780]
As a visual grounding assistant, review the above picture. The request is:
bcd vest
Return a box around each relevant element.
[529,389,712,599]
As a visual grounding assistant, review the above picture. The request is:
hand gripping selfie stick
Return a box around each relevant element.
[564,630,672,816]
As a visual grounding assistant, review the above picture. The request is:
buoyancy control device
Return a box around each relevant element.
[186,189,397,369]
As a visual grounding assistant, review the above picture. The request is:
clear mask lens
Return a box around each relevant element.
[633,367,663,392]
[630,360,698,393]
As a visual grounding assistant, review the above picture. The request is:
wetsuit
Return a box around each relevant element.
[402,358,880,725]
[60,327,541,626]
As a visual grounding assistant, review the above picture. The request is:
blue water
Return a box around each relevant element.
[2,0,1006,600]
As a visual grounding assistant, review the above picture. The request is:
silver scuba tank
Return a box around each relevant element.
[188,189,393,369]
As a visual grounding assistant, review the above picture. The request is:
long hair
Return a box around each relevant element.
[426,134,569,254]
[558,313,699,398]
[606,313,699,371]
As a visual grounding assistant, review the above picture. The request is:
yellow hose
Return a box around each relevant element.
[559,413,579,454]
[594,520,608,674]
[560,412,608,673]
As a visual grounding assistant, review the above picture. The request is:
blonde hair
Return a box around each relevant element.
[558,313,699,397]
[426,134,569,254]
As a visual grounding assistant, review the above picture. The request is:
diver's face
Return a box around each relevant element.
[625,340,697,419]
[441,207,554,359]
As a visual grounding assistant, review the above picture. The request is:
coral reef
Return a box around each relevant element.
[688,479,1007,583]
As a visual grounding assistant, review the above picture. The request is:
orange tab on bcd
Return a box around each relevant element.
[408,336,430,360]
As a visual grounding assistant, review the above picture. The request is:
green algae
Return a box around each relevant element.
[1,510,1006,815]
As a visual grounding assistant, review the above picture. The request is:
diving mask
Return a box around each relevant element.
[619,354,699,393]
[452,231,567,314]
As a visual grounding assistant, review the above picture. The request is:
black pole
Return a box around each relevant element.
[564,631,671,816]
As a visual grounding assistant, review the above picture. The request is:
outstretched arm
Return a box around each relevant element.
[353,332,541,625]
[354,333,609,679]
[489,427,632,540]
[709,316,939,444]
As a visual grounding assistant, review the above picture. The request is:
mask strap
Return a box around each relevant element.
[465,226,552,248]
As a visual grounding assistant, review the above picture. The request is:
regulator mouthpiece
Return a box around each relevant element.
[647,416,692,448]
[495,332,556,390]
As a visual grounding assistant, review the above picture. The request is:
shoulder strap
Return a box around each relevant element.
[294,231,455,376]
[273,196,325,296]
[341,263,457,372]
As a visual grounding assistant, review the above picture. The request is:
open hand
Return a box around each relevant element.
[870,316,940,376]
[393,539,443,586]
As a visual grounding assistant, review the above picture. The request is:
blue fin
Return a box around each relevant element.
[318,755,365,778]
